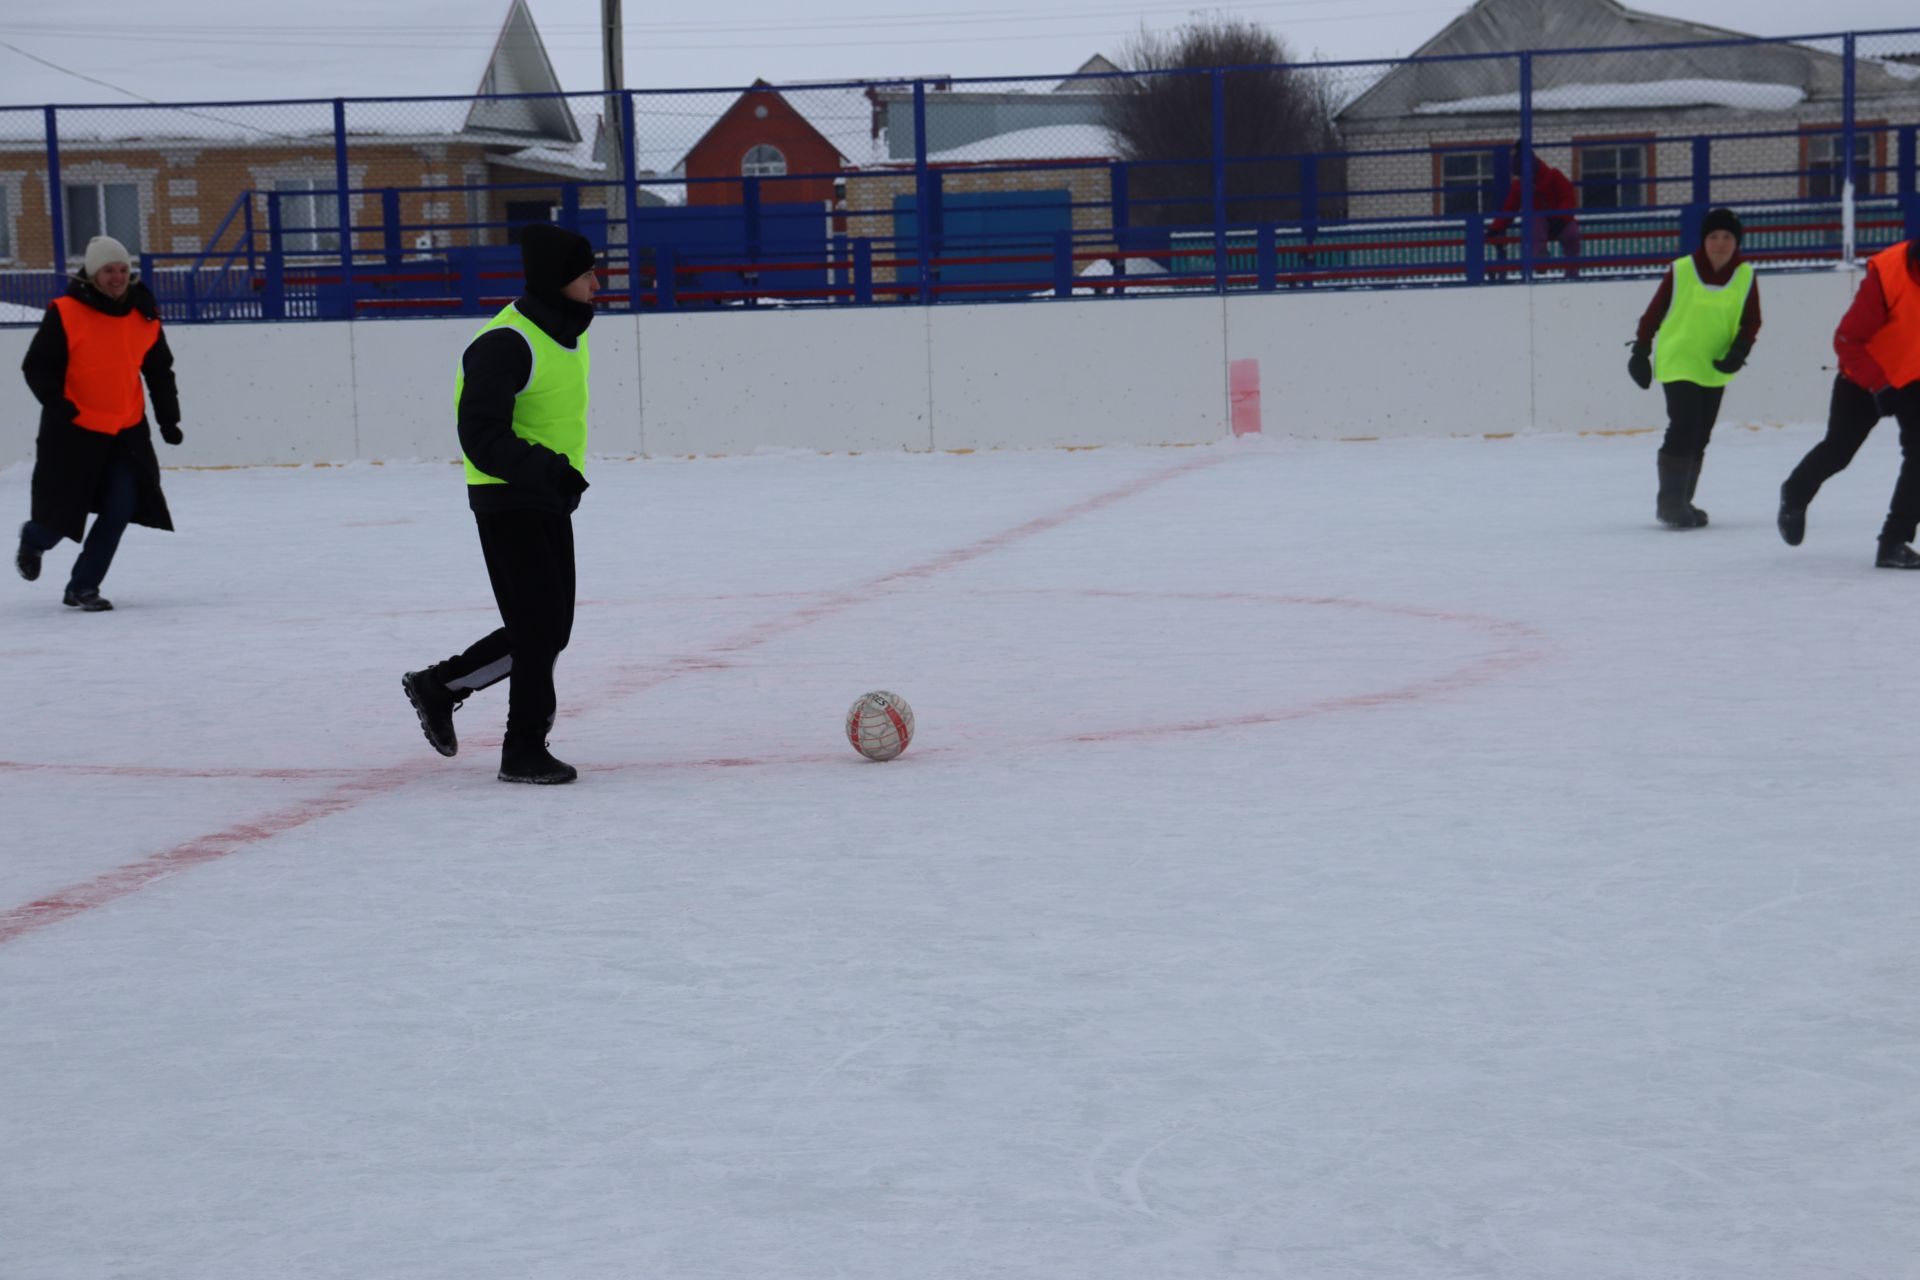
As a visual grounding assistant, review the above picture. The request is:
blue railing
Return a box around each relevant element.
[2,23,1917,323]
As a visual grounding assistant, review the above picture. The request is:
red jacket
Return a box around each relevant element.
[1489,160,1577,237]
[1835,242,1920,391]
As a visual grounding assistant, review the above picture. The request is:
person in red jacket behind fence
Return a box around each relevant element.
[1488,144,1582,275]
[1777,239,1920,568]
[15,236,183,611]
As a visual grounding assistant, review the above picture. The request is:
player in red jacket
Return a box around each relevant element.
[1488,145,1582,276]
[1777,240,1920,568]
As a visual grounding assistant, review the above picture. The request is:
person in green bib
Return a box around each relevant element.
[403,224,597,784]
[1627,207,1762,528]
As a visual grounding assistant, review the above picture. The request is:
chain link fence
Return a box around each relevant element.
[3,27,1918,323]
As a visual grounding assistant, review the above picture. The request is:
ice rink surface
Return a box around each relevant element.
[2,426,1916,1280]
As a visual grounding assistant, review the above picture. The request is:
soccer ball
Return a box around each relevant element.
[846,690,914,761]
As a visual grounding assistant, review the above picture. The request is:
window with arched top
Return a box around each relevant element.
[742,144,787,178]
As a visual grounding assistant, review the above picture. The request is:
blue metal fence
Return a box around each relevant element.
[2,23,1918,324]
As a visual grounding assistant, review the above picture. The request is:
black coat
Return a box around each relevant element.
[22,278,178,543]
[457,292,593,516]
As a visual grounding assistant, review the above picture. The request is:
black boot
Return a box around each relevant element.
[1655,452,1696,528]
[62,587,112,611]
[1875,541,1920,569]
[499,733,577,785]
[402,669,464,757]
[16,524,41,582]
[1777,482,1807,546]
[1684,454,1709,527]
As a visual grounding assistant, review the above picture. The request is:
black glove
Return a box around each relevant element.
[1875,385,1902,419]
[1627,341,1653,390]
[548,453,589,498]
[1712,337,1752,376]
[159,423,183,446]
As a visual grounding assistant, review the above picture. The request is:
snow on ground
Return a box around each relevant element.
[2,427,1917,1280]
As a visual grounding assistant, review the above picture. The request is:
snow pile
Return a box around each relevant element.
[1415,79,1806,114]
[928,124,1119,164]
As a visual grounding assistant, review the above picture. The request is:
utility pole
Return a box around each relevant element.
[602,0,625,192]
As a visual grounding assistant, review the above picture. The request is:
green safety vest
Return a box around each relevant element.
[457,302,590,486]
[1655,256,1753,389]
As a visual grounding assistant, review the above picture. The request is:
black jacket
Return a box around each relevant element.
[22,278,177,542]
[458,292,593,515]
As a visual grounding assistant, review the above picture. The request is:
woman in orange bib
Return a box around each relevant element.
[15,236,183,610]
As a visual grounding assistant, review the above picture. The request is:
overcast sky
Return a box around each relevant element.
[0,0,1916,104]
[539,0,1918,88]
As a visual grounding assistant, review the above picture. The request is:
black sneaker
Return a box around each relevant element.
[1875,542,1920,569]
[16,525,40,582]
[402,669,463,757]
[1777,494,1806,547]
[62,587,112,611]
[499,735,577,785]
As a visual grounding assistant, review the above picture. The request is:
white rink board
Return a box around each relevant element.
[0,268,1874,467]
[0,327,34,469]
[1224,286,1536,439]
[927,295,1228,450]
[345,317,472,462]
[636,307,933,457]
[1529,270,1856,436]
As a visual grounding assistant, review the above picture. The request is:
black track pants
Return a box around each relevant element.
[1658,380,1725,459]
[1782,375,1920,547]
[432,509,576,737]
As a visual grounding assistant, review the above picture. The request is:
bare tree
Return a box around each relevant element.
[1102,18,1344,228]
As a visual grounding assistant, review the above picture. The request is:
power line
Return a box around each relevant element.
[0,38,305,137]
[0,0,1451,44]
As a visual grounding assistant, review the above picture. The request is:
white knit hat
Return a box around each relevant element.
[82,235,133,277]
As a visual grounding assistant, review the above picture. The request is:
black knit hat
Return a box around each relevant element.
[1701,207,1744,245]
[520,223,597,297]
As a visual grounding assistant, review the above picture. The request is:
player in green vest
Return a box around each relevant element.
[1627,207,1762,528]
[403,224,597,784]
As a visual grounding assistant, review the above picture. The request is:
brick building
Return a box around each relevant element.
[0,0,602,274]
[1336,0,1920,222]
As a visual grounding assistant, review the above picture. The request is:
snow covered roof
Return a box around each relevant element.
[1338,0,1914,124]
[1414,79,1807,115]
[780,86,886,165]
[651,83,883,174]
[927,124,1118,164]
[0,0,579,146]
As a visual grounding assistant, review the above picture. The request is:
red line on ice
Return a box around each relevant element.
[0,455,1224,946]
[0,769,429,947]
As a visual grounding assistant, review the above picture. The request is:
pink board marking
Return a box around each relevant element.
[1229,359,1262,436]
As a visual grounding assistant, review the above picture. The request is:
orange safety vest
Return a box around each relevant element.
[1867,241,1920,391]
[51,295,161,434]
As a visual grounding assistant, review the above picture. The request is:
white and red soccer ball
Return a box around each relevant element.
[846,690,914,761]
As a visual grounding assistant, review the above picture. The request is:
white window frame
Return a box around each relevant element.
[64,180,143,258]
[1437,149,1498,217]
[273,177,341,255]
[0,178,12,260]
[1576,142,1648,210]
[1807,132,1875,200]
[741,144,787,178]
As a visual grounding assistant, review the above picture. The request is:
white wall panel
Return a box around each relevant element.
[928,296,1228,450]
[1225,286,1536,439]
[1,268,1860,471]
[0,328,34,470]
[346,317,472,461]
[165,322,358,466]
[638,307,933,456]
[1529,270,1856,437]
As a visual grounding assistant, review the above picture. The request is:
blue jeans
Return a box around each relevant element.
[23,458,138,594]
